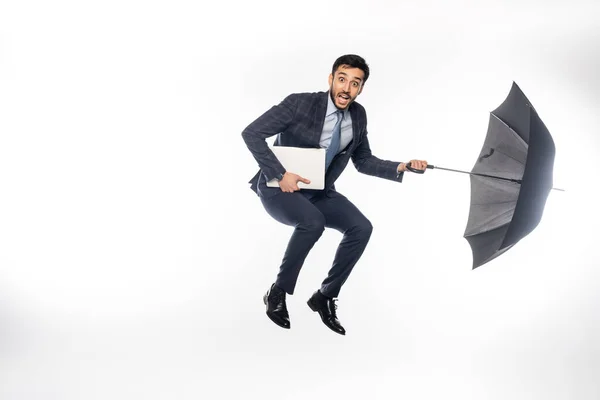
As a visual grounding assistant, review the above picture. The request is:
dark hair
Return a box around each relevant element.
[331,54,370,83]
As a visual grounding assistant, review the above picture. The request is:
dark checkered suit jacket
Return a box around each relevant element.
[242,91,404,198]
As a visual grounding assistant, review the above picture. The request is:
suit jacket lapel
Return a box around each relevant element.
[348,102,360,150]
[312,91,328,146]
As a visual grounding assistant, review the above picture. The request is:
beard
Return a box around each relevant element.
[329,85,354,110]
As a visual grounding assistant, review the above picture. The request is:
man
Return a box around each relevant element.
[242,54,427,335]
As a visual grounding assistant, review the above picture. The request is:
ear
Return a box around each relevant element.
[328,73,333,87]
[358,84,364,95]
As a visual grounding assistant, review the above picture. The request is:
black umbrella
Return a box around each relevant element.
[407,82,562,268]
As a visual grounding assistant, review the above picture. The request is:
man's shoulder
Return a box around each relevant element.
[279,91,326,111]
[285,91,326,101]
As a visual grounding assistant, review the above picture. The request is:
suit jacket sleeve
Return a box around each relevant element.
[351,109,404,183]
[241,94,298,181]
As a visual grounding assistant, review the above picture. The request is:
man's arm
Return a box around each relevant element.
[351,129,406,183]
[241,94,298,181]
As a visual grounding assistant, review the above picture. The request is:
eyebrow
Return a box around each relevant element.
[337,71,362,82]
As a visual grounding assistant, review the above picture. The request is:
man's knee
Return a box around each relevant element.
[298,214,326,235]
[353,218,373,239]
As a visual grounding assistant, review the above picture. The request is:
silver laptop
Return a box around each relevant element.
[266,146,326,190]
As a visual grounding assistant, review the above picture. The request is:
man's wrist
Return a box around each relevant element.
[396,163,405,179]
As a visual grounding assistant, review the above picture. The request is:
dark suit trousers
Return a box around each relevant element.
[260,190,373,298]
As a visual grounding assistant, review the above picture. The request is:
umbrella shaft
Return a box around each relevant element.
[431,165,565,191]
[431,166,522,184]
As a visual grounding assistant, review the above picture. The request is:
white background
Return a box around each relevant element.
[1,0,599,399]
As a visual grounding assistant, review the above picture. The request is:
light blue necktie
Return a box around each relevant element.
[325,111,343,170]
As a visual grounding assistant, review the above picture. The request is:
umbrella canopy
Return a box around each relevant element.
[464,82,556,268]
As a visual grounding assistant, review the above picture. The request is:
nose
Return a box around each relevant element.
[343,81,351,92]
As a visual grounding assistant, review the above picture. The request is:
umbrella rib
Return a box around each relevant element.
[490,113,528,149]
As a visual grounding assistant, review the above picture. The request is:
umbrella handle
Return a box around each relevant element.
[405,162,434,174]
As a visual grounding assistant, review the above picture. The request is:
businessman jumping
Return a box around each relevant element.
[242,54,427,335]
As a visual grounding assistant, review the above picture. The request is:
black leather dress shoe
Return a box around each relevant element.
[263,284,290,329]
[307,290,345,335]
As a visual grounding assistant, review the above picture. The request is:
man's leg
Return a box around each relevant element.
[306,193,373,335]
[313,193,373,298]
[260,191,326,295]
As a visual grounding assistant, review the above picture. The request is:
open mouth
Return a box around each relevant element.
[337,93,350,106]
